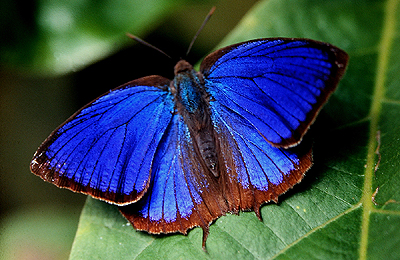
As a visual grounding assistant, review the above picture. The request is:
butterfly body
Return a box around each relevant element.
[31,38,348,248]
[173,60,219,176]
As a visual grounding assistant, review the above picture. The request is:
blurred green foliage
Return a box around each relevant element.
[1,0,187,75]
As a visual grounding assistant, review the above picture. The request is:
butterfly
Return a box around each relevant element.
[30,33,348,248]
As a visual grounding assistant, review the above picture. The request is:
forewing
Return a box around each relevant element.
[201,38,348,148]
[119,113,228,240]
[30,76,174,205]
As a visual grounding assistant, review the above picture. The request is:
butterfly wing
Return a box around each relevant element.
[201,38,347,214]
[201,38,348,148]
[30,76,174,205]
[210,101,312,216]
[119,113,228,243]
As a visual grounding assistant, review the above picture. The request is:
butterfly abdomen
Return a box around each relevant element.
[194,127,218,177]
[173,60,219,177]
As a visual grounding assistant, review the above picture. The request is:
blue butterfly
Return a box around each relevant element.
[31,37,348,247]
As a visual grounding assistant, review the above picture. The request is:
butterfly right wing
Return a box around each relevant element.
[30,76,174,205]
[199,38,344,215]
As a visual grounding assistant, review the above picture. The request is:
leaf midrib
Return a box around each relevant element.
[359,0,399,259]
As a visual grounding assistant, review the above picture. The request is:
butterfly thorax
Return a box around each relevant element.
[172,60,219,177]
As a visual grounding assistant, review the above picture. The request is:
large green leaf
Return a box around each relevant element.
[69,0,400,259]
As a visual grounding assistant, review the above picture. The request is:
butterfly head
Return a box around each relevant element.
[174,60,193,75]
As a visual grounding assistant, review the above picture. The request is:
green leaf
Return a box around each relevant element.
[69,0,400,259]
[0,0,188,75]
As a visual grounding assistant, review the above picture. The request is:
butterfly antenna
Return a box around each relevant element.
[126,33,172,59]
[186,6,216,57]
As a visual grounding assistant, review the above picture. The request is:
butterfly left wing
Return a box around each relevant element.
[119,113,228,246]
[30,76,174,205]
